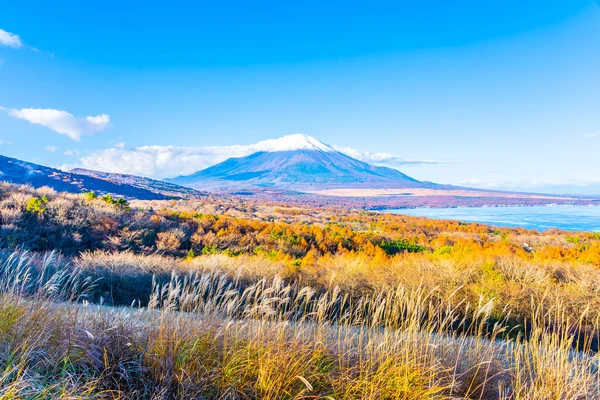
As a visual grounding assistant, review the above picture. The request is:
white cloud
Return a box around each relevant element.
[6,108,110,140]
[63,149,80,156]
[66,144,256,178]
[45,145,58,152]
[584,133,599,138]
[332,145,448,166]
[0,29,22,48]
[64,135,447,179]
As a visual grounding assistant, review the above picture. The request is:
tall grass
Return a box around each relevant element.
[0,250,599,398]
[72,250,600,347]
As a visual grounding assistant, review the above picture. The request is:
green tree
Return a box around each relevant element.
[102,194,114,204]
[26,197,48,215]
[377,239,425,255]
[186,249,196,260]
[83,191,98,201]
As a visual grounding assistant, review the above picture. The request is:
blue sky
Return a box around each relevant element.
[0,0,599,193]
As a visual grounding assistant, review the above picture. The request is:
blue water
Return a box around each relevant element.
[384,206,600,232]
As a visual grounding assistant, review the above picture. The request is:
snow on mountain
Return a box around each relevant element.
[254,134,334,153]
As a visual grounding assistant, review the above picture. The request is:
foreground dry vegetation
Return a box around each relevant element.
[0,183,599,398]
[1,251,600,399]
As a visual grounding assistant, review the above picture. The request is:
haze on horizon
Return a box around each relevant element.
[0,1,599,195]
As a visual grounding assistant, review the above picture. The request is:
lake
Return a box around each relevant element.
[384,205,600,232]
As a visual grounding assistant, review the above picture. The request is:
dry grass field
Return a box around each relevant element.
[0,183,599,399]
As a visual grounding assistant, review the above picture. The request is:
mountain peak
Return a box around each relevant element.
[169,134,427,191]
[255,134,333,153]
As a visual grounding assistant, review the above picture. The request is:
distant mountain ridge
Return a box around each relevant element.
[169,134,444,191]
[0,155,197,199]
[70,168,204,198]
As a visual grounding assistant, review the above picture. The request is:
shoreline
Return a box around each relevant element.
[378,204,600,233]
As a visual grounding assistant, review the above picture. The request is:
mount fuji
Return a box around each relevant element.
[169,134,442,191]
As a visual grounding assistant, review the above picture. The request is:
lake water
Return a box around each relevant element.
[384,206,600,232]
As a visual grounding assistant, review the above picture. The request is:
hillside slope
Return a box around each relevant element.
[71,168,204,198]
[0,155,175,199]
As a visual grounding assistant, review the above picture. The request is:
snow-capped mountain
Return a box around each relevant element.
[169,134,440,191]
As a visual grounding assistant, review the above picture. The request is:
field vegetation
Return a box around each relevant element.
[0,183,599,398]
